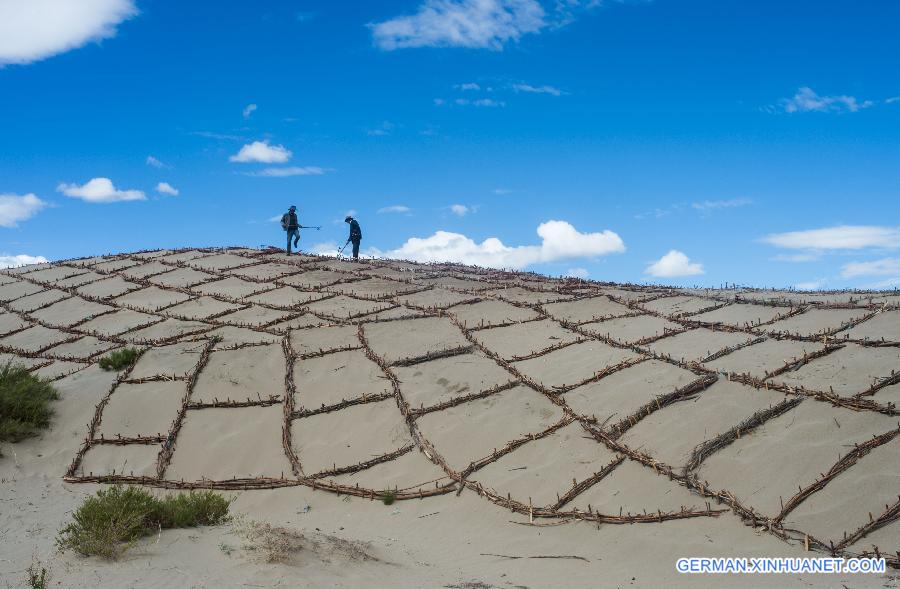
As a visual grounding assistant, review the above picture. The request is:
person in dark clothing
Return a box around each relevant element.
[281,205,300,254]
[344,215,362,260]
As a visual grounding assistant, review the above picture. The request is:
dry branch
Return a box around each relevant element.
[292,392,394,419]
[684,397,804,474]
[775,425,900,524]
[606,374,718,439]
[552,455,625,510]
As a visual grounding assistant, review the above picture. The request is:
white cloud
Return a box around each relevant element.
[455,97,505,107]
[458,82,481,91]
[247,166,327,177]
[512,83,563,96]
[565,267,589,279]
[474,98,504,107]
[0,0,137,66]
[886,96,900,105]
[553,0,603,26]
[0,193,48,227]
[493,187,512,195]
[57,177,145,203]
[645,250,704,278]
[762,225,900,250]
[310,241,340,255]
[386,220,624,269]
[841,257,900,278]
[229,140,292,164]
[863,277,900,289]
[145,155,169,168]
[434,98,446,106]
[378,205,412,214]
[242,103,257,119]
[191,130,245,141]
[310,241,380,259]
[155,182,179,196]
[794,281,824,291]
[633,207,673,220]
[638,200,754,220]
[0,254,49,268]
[367,121,395,136]
[370,0,546,50]
[450,204,469,216]
[772,253,822,263]
[691,198,752,212]
[777,87,874,114]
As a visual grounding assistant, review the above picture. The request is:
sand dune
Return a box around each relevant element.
[1,247,898,587]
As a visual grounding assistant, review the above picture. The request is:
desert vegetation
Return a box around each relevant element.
[0,362,58,456]
[57,485,230,559]
[234,518,307,564]
[233,517,379,565]
[381,490,397,505]
[98,347,142,371]
[25,555,51,589]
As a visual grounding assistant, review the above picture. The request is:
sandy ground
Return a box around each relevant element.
[5,469,898,589]
[1,248,899,588]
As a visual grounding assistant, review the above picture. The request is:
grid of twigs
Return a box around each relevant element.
[1,246,897,566]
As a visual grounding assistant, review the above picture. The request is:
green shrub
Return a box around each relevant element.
[0,362,59,452]
[57,485,231,559]
[98,347,142,371]
[381,490,396,506]
[57,486,157,559]
[26,555,51,589]
[154,491,231,528]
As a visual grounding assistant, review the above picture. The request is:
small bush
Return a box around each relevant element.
[57,486,157,559]
[26,555,51,589]
[0,362,59,451]
[57,485,230,559]
[98,347,142,371]
[155,491,231,528]
[381,490,396,506]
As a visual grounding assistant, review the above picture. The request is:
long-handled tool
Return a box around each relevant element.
[289,226,320,251]
[337,239,350,255]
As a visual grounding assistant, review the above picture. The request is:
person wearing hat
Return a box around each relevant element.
[344,215,362,260]
[281,205,300,255]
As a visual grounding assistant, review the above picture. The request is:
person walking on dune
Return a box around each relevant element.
[344,215,362,260]
[281,205,300,255]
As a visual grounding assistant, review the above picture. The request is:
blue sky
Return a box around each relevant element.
[1,0,899,289]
